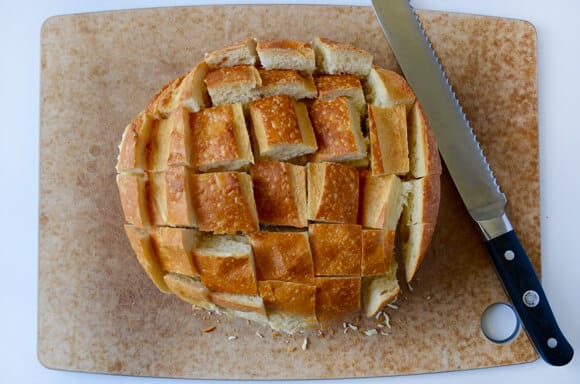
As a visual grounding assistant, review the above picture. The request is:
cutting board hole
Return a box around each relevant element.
[481,302,520,343]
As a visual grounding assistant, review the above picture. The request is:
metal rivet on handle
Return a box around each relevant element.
[547,337,558,349]
[504,250,515,261]
[523,290,540,307]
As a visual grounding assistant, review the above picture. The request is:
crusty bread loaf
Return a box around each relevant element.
[116,36,441,333]
[257,39,316,73]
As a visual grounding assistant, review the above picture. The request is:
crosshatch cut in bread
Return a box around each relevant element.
[116,37,442,334]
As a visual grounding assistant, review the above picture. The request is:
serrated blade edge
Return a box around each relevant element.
[372,0,506,222]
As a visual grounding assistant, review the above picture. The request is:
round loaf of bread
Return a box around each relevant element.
[116,37,441,334]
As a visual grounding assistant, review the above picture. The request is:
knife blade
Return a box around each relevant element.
[372,0,573,366]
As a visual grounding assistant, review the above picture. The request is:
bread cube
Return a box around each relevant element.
[250,159,307,228]
[190,103,254,172]
[368,104,410,176]
[309,223,362,276]
[249,231,314,283]
[307,162,359,224]
[256,39,316,73]
[204,65,262,106]
[249,94,317,160]
[308,97,367,162]
[190,172,259,234]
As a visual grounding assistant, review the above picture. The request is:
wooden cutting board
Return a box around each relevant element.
[38,5,540,379]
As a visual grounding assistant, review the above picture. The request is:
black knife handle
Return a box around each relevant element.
[485,230,573,365]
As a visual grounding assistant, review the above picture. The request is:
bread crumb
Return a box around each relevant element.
[384,313,392,328]
[348,323,358,331]
[375,311,383,320]
[256,331,264,339]
[343,327,349,334]
[227,336,237,340]
[329,328,335,336]
[407,281,414,292]
[272,332,282,338]
[302,337,309,351]
[426,295,431,301]
[203,325,217,333]
[287,346,297,352]
[364,329,378,336]
[387,303,398,310]
[380,330,390,336]
[317,330,325,338]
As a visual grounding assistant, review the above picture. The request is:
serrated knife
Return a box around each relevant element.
[372,0,573,366]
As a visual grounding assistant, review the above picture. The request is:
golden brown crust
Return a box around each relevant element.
[204,38,258,69]
[251,94,303,145]
[365,66,416,109]
[250,160,307,227]
[116,112,153,173]
[209,292,266,315]
[163,273,216,310]
[203,64,261,89]
[146,171,167,226]
[165,166,196,227]
[145,75,185,119]
[408,101,443,177]
[307,162,359,224]
[309,223,362,276]
[359,173,402,230]
[177,61,211,112]
[190,172,259,234]
[313,36,373,77]
[258,69,317,99]
[361,229,388,276]
[256,39,316,73]
[315,276,361,326]
[308,97,366,162]
[368,104,409,176]
[124,225,169,292]
[117,38,442,332]
[204,65,262,106]
[166,106,191,168]
[194,250,258,295]
[249,231,314,283]
[190,103,253,172]
[401,222,436,283]
[117,174,149,227]
[314,74,366,114]
[149,226,198,277]
[258,280,316,316]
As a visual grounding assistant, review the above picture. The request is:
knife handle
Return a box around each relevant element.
[485,230,573,366]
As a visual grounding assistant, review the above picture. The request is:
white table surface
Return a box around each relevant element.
[1,0,578,382]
